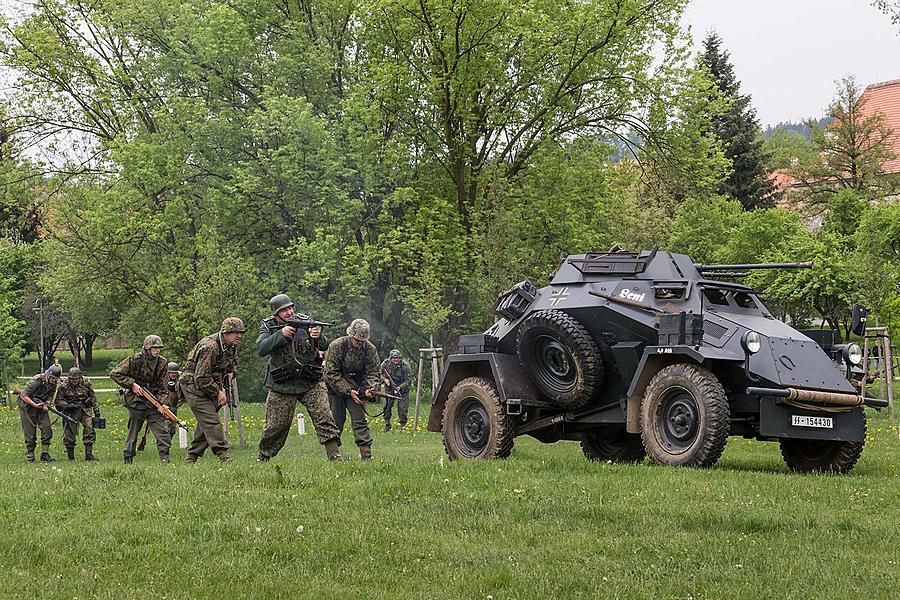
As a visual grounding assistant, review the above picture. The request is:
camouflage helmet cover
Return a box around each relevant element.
[46,365,62,378]
[389,349,401,358]
[269,294,294,315]
[346,318,371,341]
[221,316,246,333]
[167,362,181,373]
[143,335,164,350]
[68,366,82,378]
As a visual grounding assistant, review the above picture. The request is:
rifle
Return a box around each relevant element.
[16,383,78,425]
[284,317,333,330]
[134,384,189,431]
[223,373,246,448]
[382,368,398,395]
[356,387,400,418]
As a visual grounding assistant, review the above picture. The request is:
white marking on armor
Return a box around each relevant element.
[549,287,570,306]
[619,288,646,303]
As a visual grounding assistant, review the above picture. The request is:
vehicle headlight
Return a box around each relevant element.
[741,330,762,354]
[844,343,863,366]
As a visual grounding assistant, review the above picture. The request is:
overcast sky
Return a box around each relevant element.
[683,0,900,128]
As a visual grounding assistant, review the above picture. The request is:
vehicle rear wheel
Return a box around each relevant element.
[640,363,729,468]
[779,435,864,474]
[581,426,646,463]
[442,377,514,460]
[517,310,604,409]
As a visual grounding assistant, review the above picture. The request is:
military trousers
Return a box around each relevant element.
[19,406,52,454]
[183,384,229,460]
[384,393,410,427]
[259,383,340,459]
[168,406,179,437]
[63,407,96,449]
[328,391,373,448]
[124,404,172,460]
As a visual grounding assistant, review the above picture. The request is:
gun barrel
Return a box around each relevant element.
[696,261,813,271]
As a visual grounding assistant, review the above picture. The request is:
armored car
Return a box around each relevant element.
[429,248,884,473]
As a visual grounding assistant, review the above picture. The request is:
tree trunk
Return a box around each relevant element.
[370,277,388,352]
[82,334,96,368]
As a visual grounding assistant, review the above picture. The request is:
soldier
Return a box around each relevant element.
[380,349,412,432]
[257,294,342,462]
[324,318,380,460]
[180,317,244,463]
[17,365,61,462]
[56,367,99,461]
[110,335,171,464]
[165,362,183,436]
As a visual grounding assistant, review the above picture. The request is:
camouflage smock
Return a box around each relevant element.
[56,378,97,413]
[110,351,169,408]
[324,336,380,396]
[179,332,236,399]
[257,315,328,395]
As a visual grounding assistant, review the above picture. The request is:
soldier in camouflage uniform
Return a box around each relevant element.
[110,335,172,463]
[380,349,413,431]
[325,318,380,460]
[165,362,183,436]
[17,365,61,462]
[56,367,99,461]
[257,294,342,462]
[180,318,244,463]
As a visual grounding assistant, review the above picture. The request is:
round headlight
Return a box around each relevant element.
[844,343,863,366]
[742,331,762,354]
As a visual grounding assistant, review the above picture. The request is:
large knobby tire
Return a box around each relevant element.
[581,426,646,464]
[780,428,865,474]
[640,363,730,468]
[442,377,515,460]
[517,310,604,409]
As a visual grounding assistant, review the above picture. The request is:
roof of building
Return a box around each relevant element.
[859,78,900,174]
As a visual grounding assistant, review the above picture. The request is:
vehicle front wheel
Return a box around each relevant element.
[780,435,865,474]
[442,377,515,460]
[640,363,730,468]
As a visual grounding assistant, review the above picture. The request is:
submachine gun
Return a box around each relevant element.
[269,316,333,383]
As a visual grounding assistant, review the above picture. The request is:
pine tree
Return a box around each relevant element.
[700,33,775,209]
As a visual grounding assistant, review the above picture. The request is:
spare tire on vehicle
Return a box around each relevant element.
[516,309,604,409]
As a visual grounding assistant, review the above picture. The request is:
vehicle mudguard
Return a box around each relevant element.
[427,353,539,432]
[623,345,743,433]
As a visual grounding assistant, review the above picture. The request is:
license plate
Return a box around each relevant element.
[791,415,833,429]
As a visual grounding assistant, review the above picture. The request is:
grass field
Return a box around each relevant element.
[0,389,897,600]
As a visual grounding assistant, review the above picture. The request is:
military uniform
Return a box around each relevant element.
[380,351,412,430]
[110,340,171,463]
[165,362,183,436]
[180,320,242,463]
[257,295,341,461]
[17,369,59,462]
[56,368,98,461]
[325,320,380,459]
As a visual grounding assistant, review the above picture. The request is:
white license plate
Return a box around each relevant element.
[791,415,833,429]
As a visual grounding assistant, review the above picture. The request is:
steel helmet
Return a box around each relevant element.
[221,317,246,333]
[346,318,371,341]
[269,294,294,315]
[143,335,164,350]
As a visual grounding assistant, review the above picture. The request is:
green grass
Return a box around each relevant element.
[20,348,133,377]
[0,394,897,599]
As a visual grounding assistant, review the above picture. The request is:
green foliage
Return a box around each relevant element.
[668,195,742,264]
[762,128,816,171]
[855,199,900,330]
[699,33,775,209]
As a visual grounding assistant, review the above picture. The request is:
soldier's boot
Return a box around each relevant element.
[384,420,392,432]
[159,454,170,464]
[359,445,372,461]
[324,440,342,461]
[216,451,231,463]
[40,444,55,462]
[84,445,98,462]
[66,447,75,461]
[123,455,134,464]
[399,421,407,429]
[257,453,270,462]
[183,454,198,464]
[26,450,35,463]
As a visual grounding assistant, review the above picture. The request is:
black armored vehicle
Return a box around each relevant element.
[428,248,884,473]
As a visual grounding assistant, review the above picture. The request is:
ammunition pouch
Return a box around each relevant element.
[93,415,107,429]
[271,362,323,384]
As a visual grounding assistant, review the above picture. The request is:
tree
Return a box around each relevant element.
[788,75,897,206]
[699,33,774,209]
